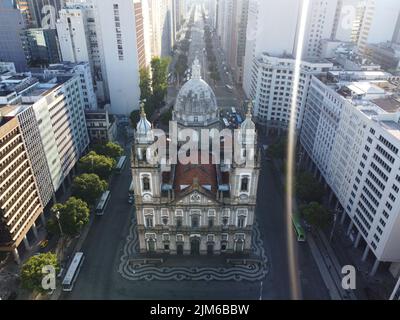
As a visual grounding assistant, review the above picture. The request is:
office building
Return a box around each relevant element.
[0,72,90,205]
[246,52,332,131]
[57,0,141,115]
[85,107,117,143]
[243,0,336,97]
[0,0,28,72]
[0,113,45,264]
[301,70,400,275]
[22,28,60,66]
[40,62,98,110]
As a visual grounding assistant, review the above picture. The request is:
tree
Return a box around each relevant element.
[139,67,152,100]
[300,202,332,229]
[93,142,124,159]
[79,151,116,180]
[151,57,170,108]
[72,173,108,206]
[296,171,324,203]
[20,253,59,293]
[130,110,140,127]
[50,197,90,236]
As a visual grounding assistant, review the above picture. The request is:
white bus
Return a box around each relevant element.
[231,107,237,114]
[95,190,111,216]
[62,252,85,292]
[222,118,229,127]
[115,156,127,174]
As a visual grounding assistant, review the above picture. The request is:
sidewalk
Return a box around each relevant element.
[270,157,353,300]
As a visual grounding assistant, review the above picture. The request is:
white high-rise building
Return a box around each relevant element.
[300,0,338,59]
[243,0,336,97]
[94,0,140,115]
[57,1,109,102]
[57,0,141,115]
[246,53,332,131]
[301,71,400,275]
[351,0,375,53]
[331,0,375,54]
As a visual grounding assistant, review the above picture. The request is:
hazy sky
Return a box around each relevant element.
[368,0,400,43]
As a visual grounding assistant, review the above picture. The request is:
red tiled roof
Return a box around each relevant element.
[174,152,218,194]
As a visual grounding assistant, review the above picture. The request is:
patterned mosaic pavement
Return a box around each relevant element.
[118,217,269,282]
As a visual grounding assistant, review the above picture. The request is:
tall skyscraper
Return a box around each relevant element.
[57,0,141,115]
[350,0,375,53]
[27,0,65,28]
[0,0,28,71]
[93,0,140,115]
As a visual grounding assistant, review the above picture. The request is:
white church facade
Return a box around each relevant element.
[131,59,260,256]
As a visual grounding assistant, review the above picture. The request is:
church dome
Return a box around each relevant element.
[173,58,218,126]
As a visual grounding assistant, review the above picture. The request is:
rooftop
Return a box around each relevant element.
[174,152,218,194]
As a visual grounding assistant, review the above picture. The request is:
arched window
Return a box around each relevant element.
[240,177,249,192]
[142,176,151,191]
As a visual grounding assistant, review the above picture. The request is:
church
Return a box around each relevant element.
[131,58,260,256]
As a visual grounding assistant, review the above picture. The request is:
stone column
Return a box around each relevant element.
[32,222,39,239]
[340,209,347,225]
[328,189,334,205]
[354,232,362,248]
[346,220,354,236]
[40,212,46,226]
[362,245,370,262]
[23,236,31,251]
[370,259,380,277]
[12,248,21,264]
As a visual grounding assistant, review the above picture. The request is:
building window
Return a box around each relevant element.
[176,216,183,227]
[240,177,249,192]
[142,176,150,191]
[145,216,153,228]
[237,215,246,228]
[191,215,200,228]
[208,217,214,228]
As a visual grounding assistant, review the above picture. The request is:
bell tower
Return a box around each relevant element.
[131,102,161,203]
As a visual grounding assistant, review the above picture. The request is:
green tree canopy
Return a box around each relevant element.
[151,57,170,108]
[296,171,324,203]
[139,67,152,100]
[72,173,108,206]
[300,202,332,229]
[20,253,59,293]
[93,142,124,159]
[79,151,116,180]
[50,197,90,236]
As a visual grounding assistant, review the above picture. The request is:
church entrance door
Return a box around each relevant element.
[190,238,200,255]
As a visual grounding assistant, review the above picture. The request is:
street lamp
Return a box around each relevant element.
[329,208,342,243]
[55,210,64,237]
